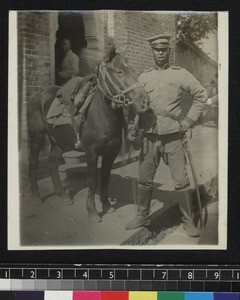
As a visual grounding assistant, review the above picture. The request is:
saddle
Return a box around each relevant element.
[46,74,97,128]
[71,74,97,114]
[46,74,97,149]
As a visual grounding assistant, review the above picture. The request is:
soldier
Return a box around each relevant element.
[125,34,207,237]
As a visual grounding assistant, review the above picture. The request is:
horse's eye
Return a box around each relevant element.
[116,70,123,75]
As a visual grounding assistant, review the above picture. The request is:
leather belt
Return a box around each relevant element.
[152,108,180,121]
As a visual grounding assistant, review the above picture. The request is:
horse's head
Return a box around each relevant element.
[98,45,149,114]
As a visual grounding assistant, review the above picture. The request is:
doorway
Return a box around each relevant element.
[55,12,86,84]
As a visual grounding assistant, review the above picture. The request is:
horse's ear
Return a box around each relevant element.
[115,43,128,56]
[103,44,116,63]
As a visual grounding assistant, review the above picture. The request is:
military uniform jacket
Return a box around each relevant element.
[138,64,207,135]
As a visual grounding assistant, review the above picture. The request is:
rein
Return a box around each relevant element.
[97,61,143,108]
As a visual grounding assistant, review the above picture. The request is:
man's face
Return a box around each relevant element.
[151,47,170,67]
[61,39,71,54]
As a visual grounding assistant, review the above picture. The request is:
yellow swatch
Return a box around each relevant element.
[129,292,158,300]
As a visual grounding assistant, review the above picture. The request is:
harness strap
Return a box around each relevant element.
[71,74,97,101]
[77,86,97,117]
[69,100,78,136]
[71,80,83,101]
[104,68,121,94]
[97,79,127,105]
[121,82,143,95]
[98,64,114,96]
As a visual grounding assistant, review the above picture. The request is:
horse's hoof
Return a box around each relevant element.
[106,206,115,214]
[88,214,102,223]
[58,194,74,206]
[32,194,43,206]
[102,203,115,214]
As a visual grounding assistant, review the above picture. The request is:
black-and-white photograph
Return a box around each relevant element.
[8,10,228,249]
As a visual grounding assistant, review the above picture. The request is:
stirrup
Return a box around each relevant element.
[75,133,81,149]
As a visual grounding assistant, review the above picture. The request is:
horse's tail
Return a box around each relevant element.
[27,86,61,165]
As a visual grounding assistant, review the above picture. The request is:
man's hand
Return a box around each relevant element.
[180,120,190,133]
[207,98,212,105]
[143,98,150,112]
[127,131,138,144]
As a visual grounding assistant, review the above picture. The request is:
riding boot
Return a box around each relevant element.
[125,187,152,230]
[178,190,200,237]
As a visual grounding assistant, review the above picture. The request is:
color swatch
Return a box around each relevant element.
[0,291,239,299]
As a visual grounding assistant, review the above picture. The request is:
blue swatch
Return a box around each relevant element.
[185,292,213,300]
[214,293,240,300]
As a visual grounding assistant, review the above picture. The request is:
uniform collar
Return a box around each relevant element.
[154,62,171,70]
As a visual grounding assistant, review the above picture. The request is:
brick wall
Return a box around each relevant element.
[18,12,51,155]
[175,41,218,118]
[113,11,176,76]
[111,11,217,84]
[175,42,217,87]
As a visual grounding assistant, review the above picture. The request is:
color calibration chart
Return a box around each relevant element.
[0,291,240,300]
[0,265,240,299]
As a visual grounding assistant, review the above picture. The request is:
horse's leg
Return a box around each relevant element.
[85,149,101,223]
[48,143,73,206]
[28,130,45,204]
[100,147,119,214]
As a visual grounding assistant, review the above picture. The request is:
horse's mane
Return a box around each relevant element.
[97,52,136,81]
[111,53,129,70]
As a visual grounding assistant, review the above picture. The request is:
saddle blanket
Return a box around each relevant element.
[46,76,83,127]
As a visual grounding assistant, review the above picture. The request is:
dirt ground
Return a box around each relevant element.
[15,125,218,248]
[147,200,218,246]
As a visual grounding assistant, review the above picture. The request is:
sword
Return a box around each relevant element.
[181,132,205,229]
[125,137,138,206]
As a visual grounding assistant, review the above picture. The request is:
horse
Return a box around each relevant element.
[27,45,149,223]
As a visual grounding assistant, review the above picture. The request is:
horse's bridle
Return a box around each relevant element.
[97,61,143,108]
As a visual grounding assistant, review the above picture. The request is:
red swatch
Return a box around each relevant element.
[101,291,129,300]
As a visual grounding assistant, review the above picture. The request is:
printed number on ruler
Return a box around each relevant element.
[76,270,89,279]
[214,272,220,280]
[0,269,9,279]
[234,270,240,280]
[23,269,36,279]
[208,270,220,280]
[181,270,194,280]
[50,269,62,279]
[155,270,167,280]
[188,271,193,280]
[102,270,115,280]
[30,270,35,279]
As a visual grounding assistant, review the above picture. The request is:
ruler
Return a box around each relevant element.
[0,265,240,292]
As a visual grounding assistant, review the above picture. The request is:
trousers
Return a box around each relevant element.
[138,132,189,190]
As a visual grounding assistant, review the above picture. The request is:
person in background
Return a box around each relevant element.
[206,76,218,123]
[125,34,207,237]
[57,38,80,85]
